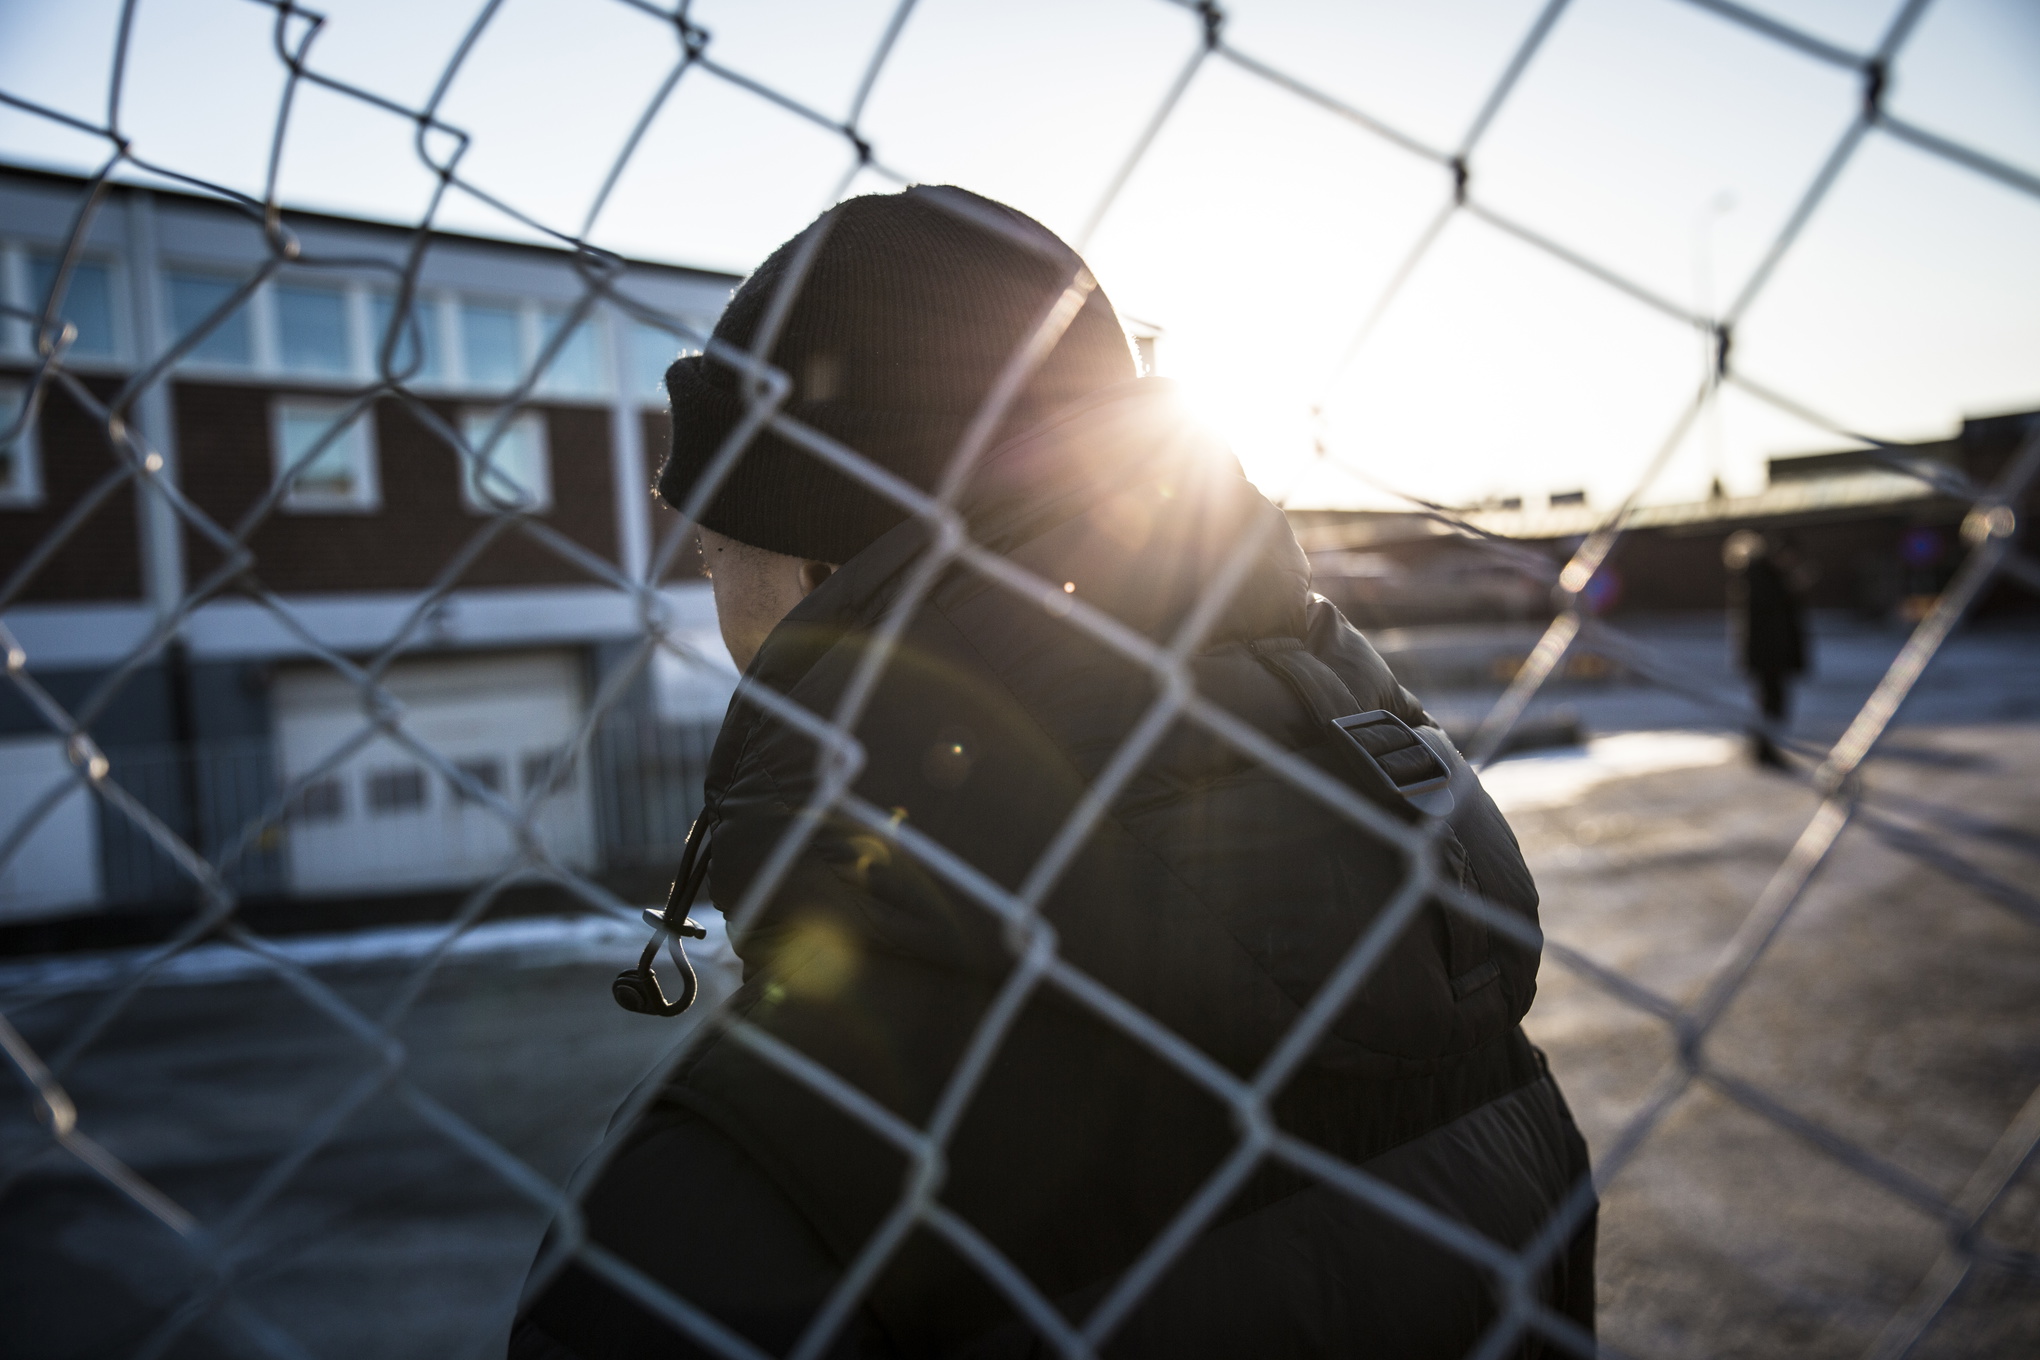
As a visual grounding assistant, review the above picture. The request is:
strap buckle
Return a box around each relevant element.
[613,816,713,1017]
[1330,709,1454,812]
[642,906,708,939]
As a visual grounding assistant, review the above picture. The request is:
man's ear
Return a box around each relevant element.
[798,561,836,596]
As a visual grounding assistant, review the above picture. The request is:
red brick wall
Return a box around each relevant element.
[178,383,621,594]
[0,370,143,602]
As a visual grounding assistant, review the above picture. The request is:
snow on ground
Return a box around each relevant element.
[1478,730,1742,814]
[0,728,1825,996]
[0,906,737,997]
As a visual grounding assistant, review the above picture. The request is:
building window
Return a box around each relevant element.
[274,399,380,511]
[0,379,41,507]
[460,302,523,390]
[365,765,428,814]
[27,254,117,358]
[460,408,551,512]
[289,776,345,822]
[450,757,504,803]
[167,271,254,367]
[368,291,443,385]
[538,307,604,397]
[630,320,695,404]
[276,282,351,375]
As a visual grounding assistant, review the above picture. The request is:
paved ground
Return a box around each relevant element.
[0,940,711,1360]
[2,616,2036,1358]
[1414,612,2040,748]
[1514,723,2040,1359]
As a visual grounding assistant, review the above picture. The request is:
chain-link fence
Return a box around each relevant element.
[2,1,2037,1357]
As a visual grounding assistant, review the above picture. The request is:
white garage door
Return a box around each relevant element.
[273,651,596,897]
[0,735,102,921]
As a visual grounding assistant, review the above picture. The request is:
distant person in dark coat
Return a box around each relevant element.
[1724,530,1808,769]
[510,187,1595,1360]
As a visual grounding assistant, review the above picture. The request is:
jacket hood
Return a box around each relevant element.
[721,377,1312,741]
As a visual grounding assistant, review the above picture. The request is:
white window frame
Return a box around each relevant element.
[627,317,705,409]
[433,293,463,387]
[17,244,129,367]
[272,397,381,513]
[453,296,529,393]
[460,407,552,514]
[365,288,453,389]
[534,302,611,401]
[345,285,375,381]
[240,272,380,386]
[0,245,29,357]
[163,264,260,374]
[0,376,43,507]
[270,276,358,381]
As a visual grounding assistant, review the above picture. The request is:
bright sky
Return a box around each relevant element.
[2,0,2036,512]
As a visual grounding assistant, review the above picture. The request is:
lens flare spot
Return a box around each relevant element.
[779,915,859,1001]
[922,726,976,790]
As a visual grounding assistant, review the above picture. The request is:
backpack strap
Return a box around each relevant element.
[1249,641,1497,1001]
[1249,642,1455,818]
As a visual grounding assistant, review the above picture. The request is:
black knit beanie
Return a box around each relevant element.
[657,186,1137,564]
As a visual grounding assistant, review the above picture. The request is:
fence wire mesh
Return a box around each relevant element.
[1,1,2037,1357]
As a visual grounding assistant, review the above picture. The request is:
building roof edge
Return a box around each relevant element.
[0,158,745,285]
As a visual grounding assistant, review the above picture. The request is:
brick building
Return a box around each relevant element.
[0,164,741,925]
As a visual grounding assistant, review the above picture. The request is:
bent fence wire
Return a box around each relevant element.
[1,1,2037,1358]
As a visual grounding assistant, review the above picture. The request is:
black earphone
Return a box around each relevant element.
[613,814,713,1017]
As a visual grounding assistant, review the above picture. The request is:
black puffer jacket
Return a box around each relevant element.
[518,380,1594,1360]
